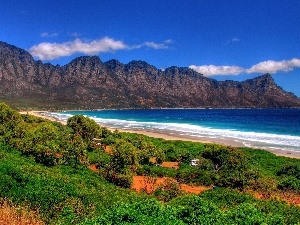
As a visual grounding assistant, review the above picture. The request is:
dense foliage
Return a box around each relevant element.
[0,103,299,224]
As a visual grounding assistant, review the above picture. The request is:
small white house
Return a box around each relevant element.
[190,159,199,166]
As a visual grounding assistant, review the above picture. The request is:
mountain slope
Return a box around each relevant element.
[1,41,300,109]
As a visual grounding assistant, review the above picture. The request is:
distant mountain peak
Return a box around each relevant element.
[165,66,202,77]
[67,55,103,66]
[127,60,157,69]
[259,73,273,80]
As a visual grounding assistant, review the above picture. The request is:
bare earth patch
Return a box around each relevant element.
[131,175,211,194]
[0,200,44,225]
[89,164,99,172]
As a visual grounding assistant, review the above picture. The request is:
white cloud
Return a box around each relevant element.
[144,41,169,49]
[40,32,59,38]
[131,40,170,50]
[30,37,171,60]
[190,58,300,76]
[226,37,240,45]
[189,65,244,76]
[246,58,300,74]
[29,37,129,60]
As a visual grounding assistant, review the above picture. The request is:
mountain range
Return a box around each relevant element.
[1,41,300,109]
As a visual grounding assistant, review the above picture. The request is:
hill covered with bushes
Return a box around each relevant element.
[0,103,300,224]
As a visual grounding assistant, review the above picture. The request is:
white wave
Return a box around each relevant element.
[50,112,300,151]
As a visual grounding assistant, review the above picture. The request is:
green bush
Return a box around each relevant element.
[169,195,223,224]
[82,199,183,225]
[224,203,266,225]
[102,170,133,188]
[278,176,300,191]
[200,188,256,209]
[88,149,111,167]
[137,165,177,177]
[102,134,117,145]
[277,163,300,179]
[153,179,182,202]
[176,167,215,186]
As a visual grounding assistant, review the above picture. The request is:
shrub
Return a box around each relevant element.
[176,168,215,186]
[199,188,256,210]
[35,152,60,166]
[169,195,223,224]
[224,203,266,225]
[277,163,300,179]
[88,149,112,167]
[84,199,183,225]
[278,176,300,191]
[102,170,133,188]
[154,179,182,202]
[138,165,177,177]
[196,156,214,170]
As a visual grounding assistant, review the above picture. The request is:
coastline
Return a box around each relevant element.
[19,110,300,159]
[19,110,67,125]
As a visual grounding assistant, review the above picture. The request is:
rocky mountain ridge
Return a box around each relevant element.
[1,41,300,109]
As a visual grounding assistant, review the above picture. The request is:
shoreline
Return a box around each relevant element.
[19,110,300,159]
[20,110,67,125]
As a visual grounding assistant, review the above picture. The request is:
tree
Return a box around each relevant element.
[63,134,87,168]
[201,145,248,170]
[0,103,22,138]
[19,122,61,166]
[99,126,112,138]
[139,141,165,165]
[67,115,101,150]
[196,156,214,170]
[201,145,262,189]
[112,140,138,173]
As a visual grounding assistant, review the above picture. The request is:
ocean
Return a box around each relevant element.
[48,109,300,153]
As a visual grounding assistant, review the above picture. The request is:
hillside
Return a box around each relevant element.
[0,103,300,224]
[1,41,300,109]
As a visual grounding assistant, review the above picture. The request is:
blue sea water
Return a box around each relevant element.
[48,109,300,152]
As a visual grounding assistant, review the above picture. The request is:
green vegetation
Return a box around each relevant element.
[0,102,299,224]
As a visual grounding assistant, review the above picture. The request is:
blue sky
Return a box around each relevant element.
[1,0,300,96]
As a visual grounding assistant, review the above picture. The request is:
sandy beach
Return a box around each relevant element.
[19,111,67,125]
[19,110,300,159]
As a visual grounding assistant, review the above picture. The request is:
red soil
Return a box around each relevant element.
[104,146,113,155]
[132,175,300,205]
[283,194,300,205]
[131,176,211,194]
[180,184,211,194]
[89,164,99,172]
[87,165,300,205]
[161,162,180,169]
[250,191,300,206]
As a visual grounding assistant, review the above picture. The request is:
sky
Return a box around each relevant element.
[1,0,300,96]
